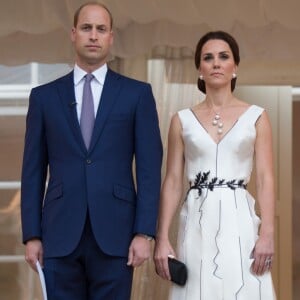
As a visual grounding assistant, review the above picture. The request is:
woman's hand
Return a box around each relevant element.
[251,233,274,275]
[154,238,175,281]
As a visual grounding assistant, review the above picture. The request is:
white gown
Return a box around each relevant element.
[170,105,276,300]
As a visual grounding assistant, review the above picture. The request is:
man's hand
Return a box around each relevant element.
[127,235,152,267]
[25,239,43,272]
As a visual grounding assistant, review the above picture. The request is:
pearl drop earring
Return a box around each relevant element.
[199,75,204,80]
[232,73,237,78]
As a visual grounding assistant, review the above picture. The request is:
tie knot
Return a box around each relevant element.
[85,73,94,82]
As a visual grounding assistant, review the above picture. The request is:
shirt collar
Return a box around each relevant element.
[73,64,108,86]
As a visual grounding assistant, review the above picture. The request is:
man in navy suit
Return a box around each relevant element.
[21,2,162,299]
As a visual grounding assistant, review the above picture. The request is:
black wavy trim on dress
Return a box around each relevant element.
[188,171,247,197]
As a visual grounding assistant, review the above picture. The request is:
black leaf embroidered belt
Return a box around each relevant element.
[189,171,247,197]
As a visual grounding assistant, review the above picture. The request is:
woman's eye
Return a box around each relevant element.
[220,54,229,60]
[203,55,213,61]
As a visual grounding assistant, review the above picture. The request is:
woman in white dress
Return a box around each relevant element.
[154,31,276,299]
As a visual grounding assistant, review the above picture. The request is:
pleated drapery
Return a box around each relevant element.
[1,0,300,84]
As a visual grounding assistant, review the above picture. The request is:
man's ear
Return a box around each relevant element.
[70,28,76,42]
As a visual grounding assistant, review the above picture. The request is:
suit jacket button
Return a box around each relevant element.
[86,159,92,164]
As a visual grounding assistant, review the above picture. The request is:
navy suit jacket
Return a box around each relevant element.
[21,69,162,258]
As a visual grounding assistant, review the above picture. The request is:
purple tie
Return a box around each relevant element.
[80,73,95,149]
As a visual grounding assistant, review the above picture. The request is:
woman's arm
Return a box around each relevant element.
[252,110,275,275]
[154,113,185,280]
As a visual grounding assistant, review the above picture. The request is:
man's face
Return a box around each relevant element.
[71,5,113,70]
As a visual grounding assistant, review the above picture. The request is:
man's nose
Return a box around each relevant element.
[89,28,97,40]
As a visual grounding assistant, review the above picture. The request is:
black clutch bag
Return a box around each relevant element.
[168,256,188,286]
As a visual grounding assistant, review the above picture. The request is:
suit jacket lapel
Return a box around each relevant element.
[89,69,121,152]
[57,71,87,152]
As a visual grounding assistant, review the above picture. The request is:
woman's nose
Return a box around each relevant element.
[213,59,220,68]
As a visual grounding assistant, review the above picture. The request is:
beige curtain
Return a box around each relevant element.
[1,0,300,84]
[0,53,202,299]
[111,54,205,299]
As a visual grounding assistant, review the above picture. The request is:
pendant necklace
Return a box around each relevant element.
[211,107,224,135]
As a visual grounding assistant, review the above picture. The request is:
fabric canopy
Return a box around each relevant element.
[1,0,300,84]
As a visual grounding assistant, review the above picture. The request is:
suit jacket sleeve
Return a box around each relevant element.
[133,83,163,237]
[21,88,48,243]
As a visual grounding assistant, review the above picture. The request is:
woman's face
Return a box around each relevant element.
[199,39,237,90]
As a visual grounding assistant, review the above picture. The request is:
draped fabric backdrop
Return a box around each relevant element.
[0,0,298,298]
[111,57,204,299]
[0,0,300,85]
[0,56,204,299]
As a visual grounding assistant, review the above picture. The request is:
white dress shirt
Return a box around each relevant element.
[73,63,108,120]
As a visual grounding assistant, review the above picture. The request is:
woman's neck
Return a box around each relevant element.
[204,81,234,104]
[205,91,235,110]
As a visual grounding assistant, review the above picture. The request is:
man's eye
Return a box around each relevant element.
[81,25,91,31]
[97,26,108,32]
